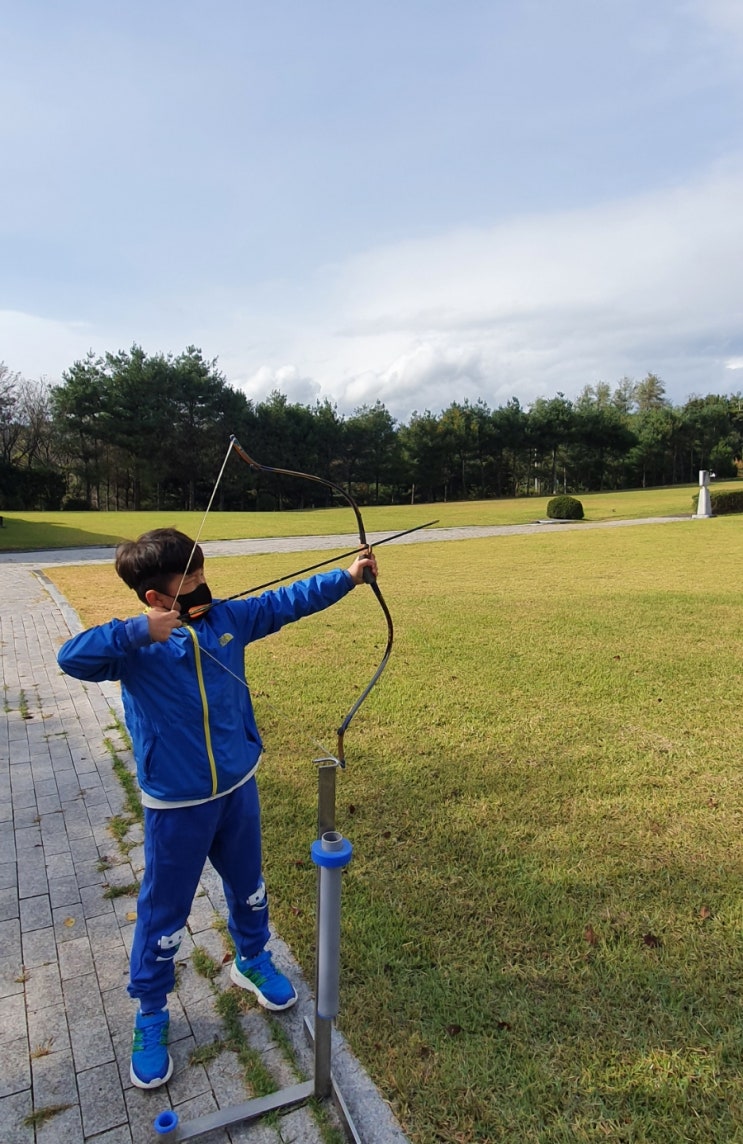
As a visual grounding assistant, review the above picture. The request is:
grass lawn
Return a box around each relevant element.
[43,510,743,1142]
[1,479,737,551]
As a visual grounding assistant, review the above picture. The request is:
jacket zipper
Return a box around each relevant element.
[184,625,218,796]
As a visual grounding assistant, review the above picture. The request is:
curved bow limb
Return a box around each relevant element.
[229,434,394,766]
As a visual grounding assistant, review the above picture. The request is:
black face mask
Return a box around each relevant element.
[174,582,212,619]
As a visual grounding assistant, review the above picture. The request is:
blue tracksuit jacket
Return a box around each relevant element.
[57,569,354,804]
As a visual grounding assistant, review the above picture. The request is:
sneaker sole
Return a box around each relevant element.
[130,1052,174,1090]
[229,961,298,1011]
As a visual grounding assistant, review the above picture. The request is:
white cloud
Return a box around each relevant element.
[222,163,743,418]
[344,343,488,416]
[240,364,322,407]
[332,169,743,332]
[6,165,743,420]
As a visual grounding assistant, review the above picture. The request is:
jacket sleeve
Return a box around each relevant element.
[57,615,152,682]
[230,569,355,644]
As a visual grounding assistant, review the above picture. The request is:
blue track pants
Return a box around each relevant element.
[128,777,270,1013]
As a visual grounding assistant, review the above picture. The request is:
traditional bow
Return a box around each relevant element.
[228,435,393,766]
[176,434,401,767]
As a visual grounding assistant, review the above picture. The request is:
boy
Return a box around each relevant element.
[57,527,378,1090]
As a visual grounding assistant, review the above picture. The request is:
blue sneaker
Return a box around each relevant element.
[130,1008,173,1089]
[230,950,298,1011]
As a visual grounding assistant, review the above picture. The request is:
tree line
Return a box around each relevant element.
[1,346,741,511]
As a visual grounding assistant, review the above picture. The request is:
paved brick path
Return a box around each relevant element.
[0,557,409,1144]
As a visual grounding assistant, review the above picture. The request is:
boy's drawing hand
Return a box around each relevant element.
[348,550,378,585]
[147,607,182,643]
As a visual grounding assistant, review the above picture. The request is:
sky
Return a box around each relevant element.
[2,0,743,423]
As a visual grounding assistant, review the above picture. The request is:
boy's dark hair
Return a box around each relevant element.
[115,528,204,603]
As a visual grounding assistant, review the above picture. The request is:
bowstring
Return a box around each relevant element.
[171,437,235,610]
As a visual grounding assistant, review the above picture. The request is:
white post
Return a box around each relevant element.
[693,470,713,518]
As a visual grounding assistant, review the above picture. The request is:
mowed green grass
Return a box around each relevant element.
[1,478,736,551]
[45,516,743,1142]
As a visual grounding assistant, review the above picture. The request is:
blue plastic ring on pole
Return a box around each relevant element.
[311,837,353,868]
[153,1109,179,1134]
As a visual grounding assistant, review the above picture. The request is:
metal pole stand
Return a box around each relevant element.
[152,756,360,1141]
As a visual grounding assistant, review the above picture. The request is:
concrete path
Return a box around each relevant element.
[0,514,693,568]
[0,556,410,1143]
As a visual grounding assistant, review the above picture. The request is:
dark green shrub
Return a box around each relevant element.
[546,495,584,520]
[709,489,743,515]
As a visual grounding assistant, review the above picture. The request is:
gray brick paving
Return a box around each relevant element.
[1,1037,32,1099]
[27,1001,71,1056]
[0,556,410,1143]
[0,993,28,1046]
[0,1089,34,1144]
